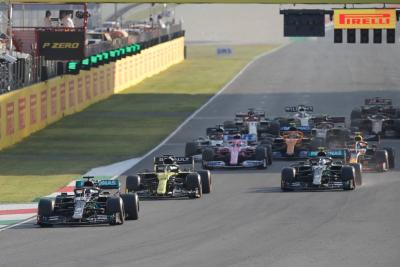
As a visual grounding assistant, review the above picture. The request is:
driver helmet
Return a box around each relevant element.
[85,188,92,196]
[233,134,241,140]
[163,157,175,165]
[317,151,327,157]
[83,180,93,187]
[354,135,363,142]
[216,128,224,140]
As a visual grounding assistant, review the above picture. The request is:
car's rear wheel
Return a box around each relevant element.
[255,146,267,169]
[268,121,281,136]
[202,149,214,162]
[126,175,141,193]
[185,142,198,157]
[223,120,236,128]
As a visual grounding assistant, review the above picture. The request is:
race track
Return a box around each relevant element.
[1,33,400,267]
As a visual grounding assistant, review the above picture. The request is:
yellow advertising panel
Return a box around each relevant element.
[334,9,396,29]
[0,37,184,150]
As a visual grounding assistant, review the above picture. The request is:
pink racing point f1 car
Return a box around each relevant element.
[201,134,272,170]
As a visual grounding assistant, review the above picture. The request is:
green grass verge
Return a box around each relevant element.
[0,44,277,203]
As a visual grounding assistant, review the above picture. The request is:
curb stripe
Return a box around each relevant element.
[0,208,37,215]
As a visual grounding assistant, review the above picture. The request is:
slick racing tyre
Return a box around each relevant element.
[350,163,362,186]
[106,197,125,225]
[383,147,395,169]
[197,170,212,194]
[37,198,55,227]
[255,146,267,169]
[202,149,214,162]
[121,193,139,220]
[185,173,202,199]
[223,120,236,128]
[341,166,355,190]
[262,144,273,165]
[185,142,198,157]
[126,175,141,193]
[268,121,281,136]
[281,167,295,192]
[375,150,389,172]
[350,108,362,121]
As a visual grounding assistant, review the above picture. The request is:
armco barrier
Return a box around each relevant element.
[0,37,185,150]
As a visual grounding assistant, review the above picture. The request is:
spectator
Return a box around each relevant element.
[157,14,166,29]
[43,10,52,27]
[62,13,74,28]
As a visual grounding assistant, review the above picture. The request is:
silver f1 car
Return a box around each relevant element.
[281,151,362,191]
[350,97,400,138]
[37,177,139,227]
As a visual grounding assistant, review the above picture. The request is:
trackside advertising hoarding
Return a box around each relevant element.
[334,9,396,29]
[37,30,85,60]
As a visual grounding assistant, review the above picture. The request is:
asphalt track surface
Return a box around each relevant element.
[1,34,400,267]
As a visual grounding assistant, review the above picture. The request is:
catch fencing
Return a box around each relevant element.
[0,24,182,94]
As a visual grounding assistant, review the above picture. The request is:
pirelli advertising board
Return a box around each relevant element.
[334,9,396,29]
[37,30,85,60]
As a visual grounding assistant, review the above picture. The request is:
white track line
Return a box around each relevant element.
[0,43,290,232]
[0,216,36,232]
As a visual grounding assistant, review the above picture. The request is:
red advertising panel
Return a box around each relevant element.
[93,72,98,97]
[18,97,26,130]
[69,80,75,108]
[85,75,91,100]
[77,77,83,104]
[51,87,57,116]
[30,94,37,125]
[6,102,14,136]
[41,90,47,121]
[99,70,105,94]
[60,83,66,112]
[107,68,111,92]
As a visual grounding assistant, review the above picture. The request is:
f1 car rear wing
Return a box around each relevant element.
[224,133,257,142]
[285,105,313,112]
[75,177,121,190]
[313,116,345,124]
[154,155,194,166]
[224,127,241,135]
[206,126,226,136]
[365,97,392,106]
[154,155,195,171]
[307,149,346,159]
[235,109,265,118]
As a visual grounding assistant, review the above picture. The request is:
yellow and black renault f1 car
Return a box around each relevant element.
[126,155,211,199]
